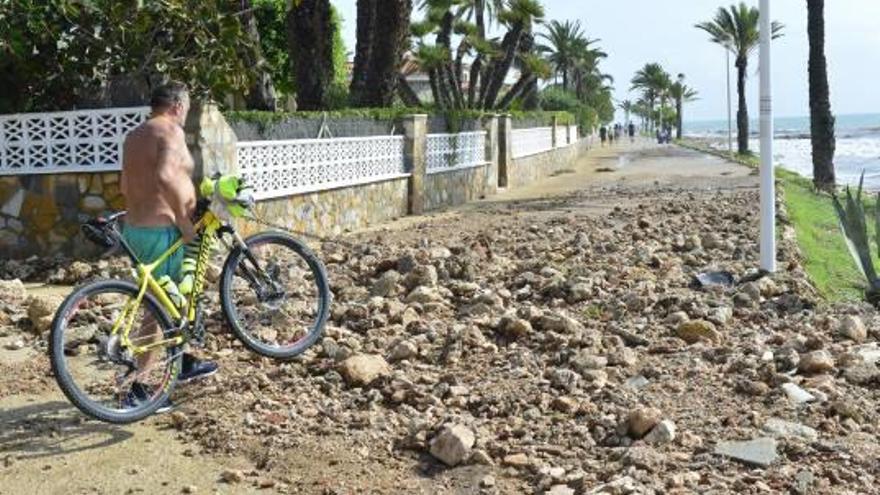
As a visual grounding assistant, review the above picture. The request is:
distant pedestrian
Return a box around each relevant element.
[608,127,615,145]
[599,126,607,146]
[628,122,635,142]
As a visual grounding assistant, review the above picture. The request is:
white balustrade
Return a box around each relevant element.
[426,131,487,175]
[236,135,408,200]
[0,107,149,175]
[511,127,554,158]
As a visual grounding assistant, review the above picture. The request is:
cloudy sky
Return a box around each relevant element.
[335,0,880,122]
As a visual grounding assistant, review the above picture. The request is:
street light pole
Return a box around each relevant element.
[759,0,776,272]
[726,46,733,154]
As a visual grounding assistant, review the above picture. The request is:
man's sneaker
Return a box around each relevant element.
[120,382,174,413]
[178,353,219,384]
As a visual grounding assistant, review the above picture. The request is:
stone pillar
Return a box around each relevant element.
[402,114,428,215]
[551,115,559,148]
[481,115,499,197]
[498,115,512,188]
[184,101,238,182]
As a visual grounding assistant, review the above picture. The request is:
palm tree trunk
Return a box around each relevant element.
[676,98,683,140]
[562,67,568,92]
[808,0,836,190]
[481,24,523,109]
[350,0,375,104]
[287,0,335,111]
[736,56,749,154]
[350,0,412,107]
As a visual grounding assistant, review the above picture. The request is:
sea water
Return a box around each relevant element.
[685,113,880,189]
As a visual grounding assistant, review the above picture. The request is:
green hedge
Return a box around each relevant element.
[224,108,575,133]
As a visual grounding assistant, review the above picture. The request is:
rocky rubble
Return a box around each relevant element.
[5,186,880,493]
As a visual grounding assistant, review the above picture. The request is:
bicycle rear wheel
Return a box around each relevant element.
[49,280,182,424]
[220,231,330,360]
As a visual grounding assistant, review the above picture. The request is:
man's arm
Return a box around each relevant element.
[155,130,196,242]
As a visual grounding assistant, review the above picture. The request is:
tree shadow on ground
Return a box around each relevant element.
[0,400,132,460]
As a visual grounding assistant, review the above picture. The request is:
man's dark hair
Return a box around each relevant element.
[150,81,189,110]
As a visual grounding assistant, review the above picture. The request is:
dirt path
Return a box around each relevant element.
[1,142,769,495]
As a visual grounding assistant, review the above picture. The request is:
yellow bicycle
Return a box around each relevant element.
[49,187,330,423]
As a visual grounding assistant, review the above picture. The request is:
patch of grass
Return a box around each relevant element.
[778,168,873,302]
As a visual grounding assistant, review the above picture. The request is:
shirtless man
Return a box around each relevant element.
[120,82,217,411]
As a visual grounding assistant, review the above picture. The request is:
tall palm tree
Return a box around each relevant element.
[538,20,585,91]
[619,100,633,124]
[696,2,783,154]
[669,74,699,140]
[807,0,835,190]
[631,63,669,131]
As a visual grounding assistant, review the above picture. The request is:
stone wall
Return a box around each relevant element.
[507,140,589,189]
[0,172,123,258]
[424,166,489,211]
[243,177,409,238]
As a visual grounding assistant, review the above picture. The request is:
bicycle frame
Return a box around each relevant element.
[112,211,224,356]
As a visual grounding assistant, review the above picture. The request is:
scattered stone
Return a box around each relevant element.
[405,286,443,304]
[551,396,578,414]
[675,320,721,344]
[624,375,649,390]
[643,420,676,445]
[798,350,834,374]
[0,279,27,304]
[220,469,245,483]
[371,270,400,298]
[26,295,62,334]
[839,315,867,343]
[545,485,575,495]
[338,354,391,386]
[781,383,817,404]
[502,453,530,468]
[388,340,418,362]
[762,418,818,442]
[714,437,778,467]
[479,475,496,488]
[627,407,662,438]
[4,340,25,351]
[499,317,532,339]
[794,470,814,495]
[181,485,197,494]
[428,424,475,467]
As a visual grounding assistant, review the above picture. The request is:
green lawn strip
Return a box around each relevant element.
[777,168,870,302]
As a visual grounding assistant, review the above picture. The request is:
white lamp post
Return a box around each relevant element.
[759,0,776,272]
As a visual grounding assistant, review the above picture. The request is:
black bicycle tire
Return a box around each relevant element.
[49,279,182,424]
[219,231,330,360]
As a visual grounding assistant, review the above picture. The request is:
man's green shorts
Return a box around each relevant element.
[122,224,183,281]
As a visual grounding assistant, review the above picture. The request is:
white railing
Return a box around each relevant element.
[426,131,487,174]
[0,107,149,175]
[511,127,554,158]
[236,135,408,200]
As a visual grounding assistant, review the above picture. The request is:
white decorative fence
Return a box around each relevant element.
[511,127,554,158]
[236,135,408,200]
[426,131,487,175]
[0,107,149,175]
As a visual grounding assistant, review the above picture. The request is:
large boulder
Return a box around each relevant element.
[27,294,64,334]
[338,354,391,386]
[0,279,27,305]
[428,424,475,467]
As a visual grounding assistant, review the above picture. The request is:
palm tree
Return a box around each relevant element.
[807,0,835,191]
[631,63,669,131]
[350,0,413,107]
[619,100,633,124]
[538,20,585,91]
[669,74,699,140]
[696,2,783,154]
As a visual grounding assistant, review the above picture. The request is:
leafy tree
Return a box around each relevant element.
[0,0,257,113]
[630,63,670,131]
[696,2,783,154]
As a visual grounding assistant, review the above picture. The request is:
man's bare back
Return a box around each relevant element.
[121,115,196,239]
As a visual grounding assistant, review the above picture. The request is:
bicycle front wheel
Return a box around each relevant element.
[220,231,330,360]
[49,280,182,424]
